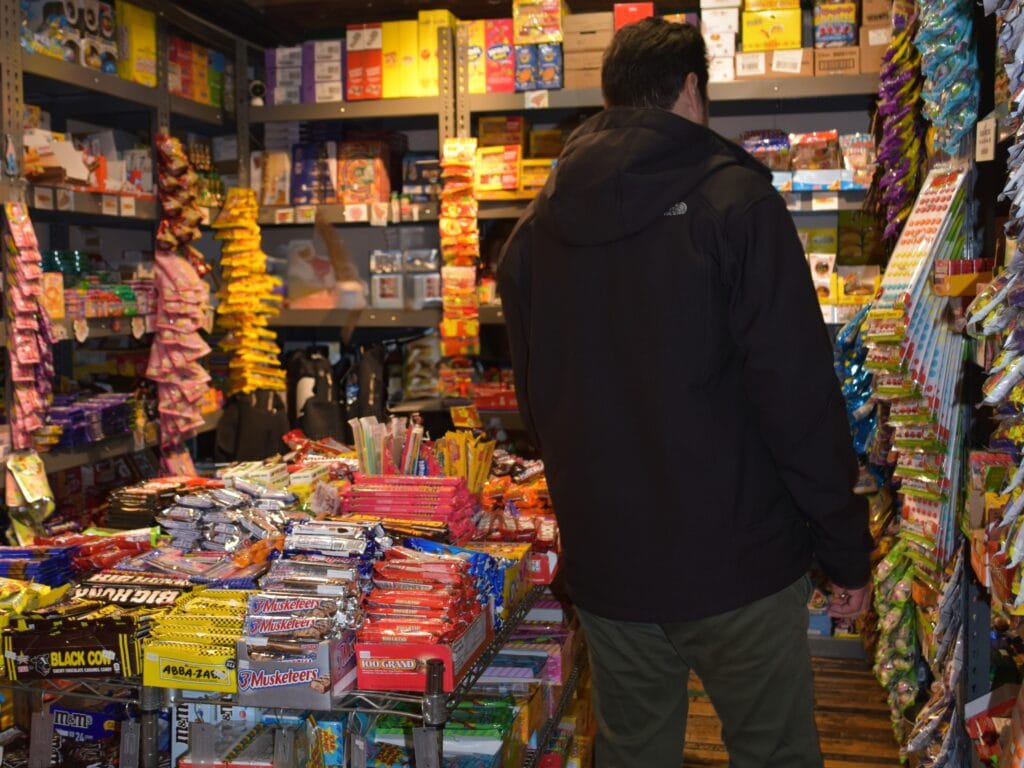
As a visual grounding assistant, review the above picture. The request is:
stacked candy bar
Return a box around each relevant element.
[3,204,56,450]
[147,135,212,462]
[212,188,287,395]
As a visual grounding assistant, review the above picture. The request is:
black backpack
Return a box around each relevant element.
[286,347,345,441]
[215,390,291,462]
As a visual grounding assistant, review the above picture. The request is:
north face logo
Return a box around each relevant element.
[664,202,688,216]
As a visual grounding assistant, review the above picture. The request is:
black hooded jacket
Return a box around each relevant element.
[497,107,872,622]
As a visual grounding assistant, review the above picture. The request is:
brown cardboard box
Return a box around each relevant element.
[564,49,604,70]
[565,67,602,89]
[563,28,614,52]
[814,47,861,76]
[563,12,614,33]
[861,0,891,27]
[735,48,813,78]
[859,25,891,72]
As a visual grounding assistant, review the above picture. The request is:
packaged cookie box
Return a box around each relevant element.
[235,635,357,709]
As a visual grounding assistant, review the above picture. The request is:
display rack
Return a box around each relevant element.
[271,308,442,328]
[522,662,583,768]
[164,585,548,767]
[258,201,438,226]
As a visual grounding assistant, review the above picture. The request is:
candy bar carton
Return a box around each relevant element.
[235,636,357,709]
[355,608,492,692]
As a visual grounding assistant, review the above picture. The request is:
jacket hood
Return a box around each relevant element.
[535,107,771,246]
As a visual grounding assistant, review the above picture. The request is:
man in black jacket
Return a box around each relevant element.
[497,18,873,768]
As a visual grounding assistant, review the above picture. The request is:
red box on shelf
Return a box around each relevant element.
[528,551,559,585]
[355,609,492,692]
[614,3,654,30]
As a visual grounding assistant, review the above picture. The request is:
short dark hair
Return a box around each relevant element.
[601,18,709,110]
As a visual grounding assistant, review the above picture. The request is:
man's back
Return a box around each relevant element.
[498,106,870,623]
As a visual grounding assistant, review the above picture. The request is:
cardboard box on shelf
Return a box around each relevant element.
[709,55,736,82]
[485,18,516,93]
[563,11,614,33]
[115,1,157,87]
[479,115,525,146]
[513,0,564,44]
[613,3,655,30]
[745,0,800,9]
[383,21,410,98]
[536,42,563,89]
[734,47,816,78]
[564,67,601,89]
[346,23,382,100]
[418,8,457,96]
[563,25,614,52]
[859,25,891,72]
[741,9,802,51]
[564,48,604,71]
[704,31,736,59]
[463,20,487,94]
[813,3,858,48]
[699,0,742,8]
[702,7,740,34]
[235,637,357,710]
[862,0,891,26]
[814,46,861,75]
[515,44,538,90]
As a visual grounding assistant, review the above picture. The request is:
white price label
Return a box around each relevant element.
[73,319,89,342]
[868,27,892,46]
[51,322,70,342]
[736,53,766,78]
[369,202,389,226]
[131,317,145,339]
[120,196,137,217]
[198,206,211,225]
[101,195,118,216]
[772,50,804,74]
[976,117,996,162]
[33,187,54,210]
[274,207,296,224]
[56,188,73,211]
[525,90,549,109]
[811,193,840,211]
[344,204,369,223]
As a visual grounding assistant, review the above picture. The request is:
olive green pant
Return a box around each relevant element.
[576,576,822,768]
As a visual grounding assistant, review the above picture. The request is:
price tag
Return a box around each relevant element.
[345,204,369,223]
[28,712,54,768]
[273,207,296,224]
[119,720,141,768]
[131,316,145,339]
[772,50,804,74]
[736,52,766,78]
[295,205,317,224]
[73,319,90,342]
[51,321,70,342]
[370,202,389,226]
[868,27,892,46]
[349,734,368,768]
[33,187,54,210]
[198,206,211,226]
[525,90,549,109]
[56,188,73,211]
[977,116,997,162]
[811,193,840,211]
[120,196,137,217]
[101,195,118,216]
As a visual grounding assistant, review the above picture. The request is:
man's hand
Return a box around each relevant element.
[827,582,872,619]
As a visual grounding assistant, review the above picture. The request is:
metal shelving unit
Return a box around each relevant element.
[169,94,229,128]
[258,201,438,226]
[271,308,442,328]
[21,51,162,110]
[26,185,158,223]
[250,96,443,123]
[465,75,879,114]
[522,662,583,768]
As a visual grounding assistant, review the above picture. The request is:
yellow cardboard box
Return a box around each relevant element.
[382,21,402,98]
[463,20,487,94]
[115,1,157,87]
[418,9,457,96]
[741,9,802,51]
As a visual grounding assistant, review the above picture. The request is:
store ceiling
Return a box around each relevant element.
[174,1,691,47]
